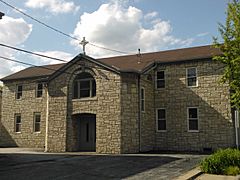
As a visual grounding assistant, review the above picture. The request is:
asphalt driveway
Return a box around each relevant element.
[0,148,206,180]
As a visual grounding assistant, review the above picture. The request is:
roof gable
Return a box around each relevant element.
[47,54,120,82]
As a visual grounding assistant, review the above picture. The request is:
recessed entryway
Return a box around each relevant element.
[72,113,96,152]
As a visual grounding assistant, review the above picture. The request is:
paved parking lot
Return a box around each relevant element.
[0,148,206,180]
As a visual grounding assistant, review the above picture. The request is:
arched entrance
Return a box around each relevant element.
[72,113,96,151]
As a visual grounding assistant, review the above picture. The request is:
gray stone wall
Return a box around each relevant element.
[120,73,139,153]
[0,80,46,148]
[47,58,122,153]
[140,73,155,152]
[154,60,234,151]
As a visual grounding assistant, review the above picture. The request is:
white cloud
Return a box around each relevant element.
[144,11,158,20]
[30,51,74,65]
[25,0,80,14]
[0,16,32,45]
[71,2,194,58]
[0,16,32,79]
[197,32,210,37]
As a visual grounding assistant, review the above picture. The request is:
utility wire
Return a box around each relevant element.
[0,0,133,55]
[0,55,93,77]
[0,0,79,42]
[0,43,68,63]
[88,42,130,55]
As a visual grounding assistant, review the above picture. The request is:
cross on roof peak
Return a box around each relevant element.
[80,37,88,55]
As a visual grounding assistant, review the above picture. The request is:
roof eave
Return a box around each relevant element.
[1,75,50,83]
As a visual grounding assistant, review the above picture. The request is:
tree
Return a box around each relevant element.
[213,0,240,109]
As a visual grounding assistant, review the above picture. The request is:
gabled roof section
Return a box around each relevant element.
[1,63,65,82]
[98,45,221,72]
[47,54,120,81]
[0,45,222,82]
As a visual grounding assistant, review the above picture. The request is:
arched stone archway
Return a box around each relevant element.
[71,113,96,152]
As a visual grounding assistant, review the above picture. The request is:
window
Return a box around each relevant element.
[16,85,22,99]
[188,107,199,131]
[73,72,96,99]
[156,71,165,88]
[141,88,145,112]
[36,83,43,98]
[157,109,166,131]
[15,114,21,132]
[187,67,197,87]
[34,113,41,132]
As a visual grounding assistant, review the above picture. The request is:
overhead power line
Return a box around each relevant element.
[0,55,80,78]
[0,0,132,55]
[0,0,79,41]
[0,55,119,80]
[0,43,68,63]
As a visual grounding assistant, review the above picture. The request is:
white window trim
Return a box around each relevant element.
[14,113,21,133]
[155,70,165,89]
[74,78,95,99]
[187,107,199,132]
[36,83,43,98]
[156,108,167,132]
[141,87,145,112]
[186,67,198,87]
[33,112,41,133]
[16,84,23,100]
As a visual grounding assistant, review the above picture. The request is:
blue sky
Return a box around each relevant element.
[0,0,229,78]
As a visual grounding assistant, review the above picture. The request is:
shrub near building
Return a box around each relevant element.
[200,148,240,176]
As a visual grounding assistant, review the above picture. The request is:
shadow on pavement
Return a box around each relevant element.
[0,153,180,179]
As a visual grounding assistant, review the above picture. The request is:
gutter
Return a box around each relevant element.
[44,83,49,152]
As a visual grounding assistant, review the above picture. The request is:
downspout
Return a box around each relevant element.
[137,74,141,152]
[235,108,239,149]
[44,83,49,152]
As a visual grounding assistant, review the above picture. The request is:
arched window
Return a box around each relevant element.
[73,72,96,99]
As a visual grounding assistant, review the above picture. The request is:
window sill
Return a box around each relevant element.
[33,131,41,134]
[15,132,21,134]
[188,130,199,133]
[187,85,198,88]
[156,130,167,132]
[155,87,165,90]
[72,97,98,102]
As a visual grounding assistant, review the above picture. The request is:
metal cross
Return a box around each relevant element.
[80,37,88,55]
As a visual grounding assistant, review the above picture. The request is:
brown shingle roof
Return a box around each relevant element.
[98,45,221,72]
[1,63,65,81]
[1,45,221,81]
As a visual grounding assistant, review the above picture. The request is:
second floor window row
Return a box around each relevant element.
[16,83,44,99]
[156,67,198,89]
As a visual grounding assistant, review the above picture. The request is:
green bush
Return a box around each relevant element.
[200,148,240,175]
[224,166,240,176]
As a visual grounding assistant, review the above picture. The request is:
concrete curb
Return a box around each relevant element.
[175,167,202,180]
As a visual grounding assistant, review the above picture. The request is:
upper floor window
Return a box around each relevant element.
[187,67,197,87]
[34,113,41,132]
[73,72,96,99]
[16,85,22,99]
[141,88,145,112]
[15,113,21,133]
[156,71,165,89]
[188,107,199,131]
[36,83,43,98]
[157,108,166,131]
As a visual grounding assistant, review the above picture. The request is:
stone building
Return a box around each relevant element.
[0,45,237,153]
